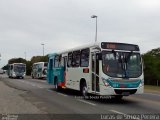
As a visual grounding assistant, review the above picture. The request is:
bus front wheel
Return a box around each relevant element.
[81,82,88,98]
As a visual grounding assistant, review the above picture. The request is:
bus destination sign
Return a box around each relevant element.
[101,42,139,51]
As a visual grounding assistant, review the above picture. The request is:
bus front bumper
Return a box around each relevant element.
[99,85,144,96]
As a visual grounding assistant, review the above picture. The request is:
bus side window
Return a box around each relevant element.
[54,56,59,68]
[49,59,53,69]
[80,48,89,67]
[11,65,13,70]
[60,57,64,67]
[67,52,72,67]
[72,50,80,67]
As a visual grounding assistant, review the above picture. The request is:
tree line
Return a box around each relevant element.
[142,48,160,86]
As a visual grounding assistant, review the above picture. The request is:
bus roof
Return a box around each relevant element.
[48,53,57,57]
[48,42,140,56]
[9,63,26,65]
[33,62,48,65]
[57,42,100,54]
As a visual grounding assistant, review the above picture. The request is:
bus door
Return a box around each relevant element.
[63,57,67,87]
[65,53,73,88]
[11,65,13,77]
[92,52,100,93]
[48,58,54,84]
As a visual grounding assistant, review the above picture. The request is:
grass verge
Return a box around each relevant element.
[144,85,160,94]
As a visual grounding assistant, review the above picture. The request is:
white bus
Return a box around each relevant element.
[8,63,26,79]
[31,62,48,79]
[47,42,144,99]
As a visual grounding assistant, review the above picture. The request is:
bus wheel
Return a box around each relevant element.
[55,78,60,91]
[81,82,88,98]
[55,81,58,91]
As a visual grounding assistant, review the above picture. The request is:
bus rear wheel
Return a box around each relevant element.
[81,82,88,98]
[55,81,58,91]
[54,78,61,91]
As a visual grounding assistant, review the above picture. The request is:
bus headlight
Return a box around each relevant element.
[139,80,144,87]
[102,77,110,87]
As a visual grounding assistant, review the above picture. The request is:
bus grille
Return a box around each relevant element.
[114,89,137,95]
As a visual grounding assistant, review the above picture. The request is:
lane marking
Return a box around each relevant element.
[57,93,68,97]
[31,80,47,83]
[110,110,141,120]
[110,110,126,115]
[47,89,53,92]
[77,99,96,106]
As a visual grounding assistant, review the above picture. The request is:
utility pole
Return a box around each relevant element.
[24,52,26,60]
[41,43,44,56]
[91,15,98,43]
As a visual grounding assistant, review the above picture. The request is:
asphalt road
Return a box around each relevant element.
[1,75,160,120]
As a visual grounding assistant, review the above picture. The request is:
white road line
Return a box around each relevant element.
[110,110,141,120]
[77,99,96,106]
[47,89,53,92]
[110,110,126,115]
[57,93,68,97]
[33,80,46,83]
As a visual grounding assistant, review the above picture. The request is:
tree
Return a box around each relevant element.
[8,58,26,64]
[2,64,8,70]
[142,47,160,86]
[30,55,48,64]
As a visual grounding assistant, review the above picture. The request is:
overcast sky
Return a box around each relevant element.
[0,0,160,68]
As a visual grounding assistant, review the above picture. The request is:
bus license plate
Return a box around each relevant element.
[122,92,130,96]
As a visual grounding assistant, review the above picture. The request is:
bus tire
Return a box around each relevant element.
[32,75,34,79]
[54,77,60,91]
[81,81,88,98]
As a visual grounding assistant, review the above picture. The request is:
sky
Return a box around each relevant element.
[0,0,160,68]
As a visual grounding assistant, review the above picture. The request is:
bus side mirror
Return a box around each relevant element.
[96,53,102,60]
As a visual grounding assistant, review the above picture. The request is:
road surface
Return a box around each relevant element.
[0,74,159,120]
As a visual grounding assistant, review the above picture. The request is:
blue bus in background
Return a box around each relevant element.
[47,53,66,90]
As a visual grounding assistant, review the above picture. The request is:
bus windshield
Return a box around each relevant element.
[14,64,26,72]
[102,51,142,78]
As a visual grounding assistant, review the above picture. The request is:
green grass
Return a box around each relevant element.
[144,85,160,93]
